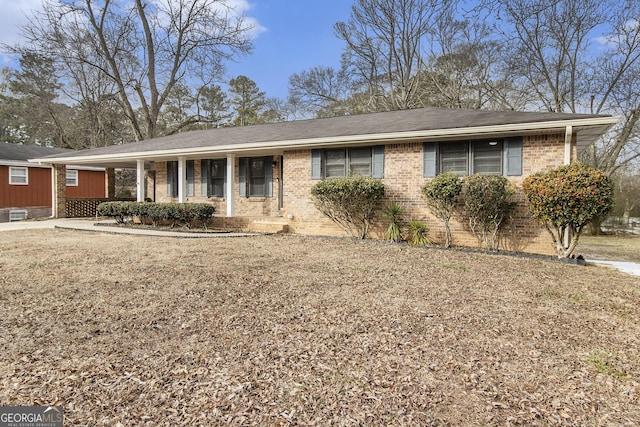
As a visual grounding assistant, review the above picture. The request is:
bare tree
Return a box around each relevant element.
[488,0,640,173]
[287,65,353,117]
[15,0,253,141]
[612,166,640,226]
[335,0,451,111]
[420,14,518,110]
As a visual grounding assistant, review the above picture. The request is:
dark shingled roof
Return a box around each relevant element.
[35,107,611,161]
[0,143,72,161]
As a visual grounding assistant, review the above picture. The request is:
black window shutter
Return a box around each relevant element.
[238,158,246,197]
[167,161,178,197]
[505,137,523,176]
[311,149,322,179]
[423,143,438,177]
[265,156,273,197]
[371,145,384,178]
[186,160,195,197]
[200,160,208,197]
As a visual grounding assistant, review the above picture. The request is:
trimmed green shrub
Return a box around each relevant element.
[97,202,216,229]
[128,201,150,224]
[523,163,613,258]
[382,202,405,243]
[310,176,385,239]
[407,220,431,246]
[421,173,463,248]
[97,201,134,223]
[461,174,515,251]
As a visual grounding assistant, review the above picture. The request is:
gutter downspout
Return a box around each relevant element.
[50,166,56,218]
[564,126,573,250]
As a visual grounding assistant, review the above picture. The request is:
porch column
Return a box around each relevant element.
[564,125,573,165]
[53,164,66,218]
[177,156,187,203]
[136,160,145,202]
[105,168,116,199]
[226,154,235,217]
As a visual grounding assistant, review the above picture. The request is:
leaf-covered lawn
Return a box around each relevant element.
[577,234,640,262]
[1,230,638,426]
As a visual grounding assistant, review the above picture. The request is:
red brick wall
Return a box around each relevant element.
[150,133,571,256]
[281,133,569,256]
[155,158,281,219]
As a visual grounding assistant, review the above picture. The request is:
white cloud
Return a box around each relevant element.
[219,0,266,39]
[594,19,640,49]
[0,0,265,67]
[0,0,42,48]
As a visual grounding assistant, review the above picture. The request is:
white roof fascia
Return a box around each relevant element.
[29,116,618,165]
[1,160,52,168]
[67,165,106,172]
[11,160,105,171]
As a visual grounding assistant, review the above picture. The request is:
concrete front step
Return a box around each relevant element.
[247,220,289,234]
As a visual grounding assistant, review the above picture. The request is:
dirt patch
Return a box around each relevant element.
[1,229,639,426]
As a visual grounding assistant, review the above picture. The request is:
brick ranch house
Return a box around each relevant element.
[30,108,616,255]
[0,143,107,222]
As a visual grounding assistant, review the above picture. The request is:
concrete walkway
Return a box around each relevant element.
[587,260,640,277]
[0,217,255,238]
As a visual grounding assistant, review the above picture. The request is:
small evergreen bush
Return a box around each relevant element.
[523,163,613,258]
[460,175,514,251]
[382,202,405,243]
[407,220,431,246]
[310,176,385,239]
[421,173,462,248]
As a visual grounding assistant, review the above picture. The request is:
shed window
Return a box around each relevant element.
[66,169,78,186]
[9,167,28,185]
[9,210,28,221]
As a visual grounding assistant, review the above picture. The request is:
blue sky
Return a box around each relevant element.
[0,0,353,101]
[227,1,353,99]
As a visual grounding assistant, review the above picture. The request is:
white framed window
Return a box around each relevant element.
[66,169,78,186]
[9,210,28,222]
[9,167,28,185]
